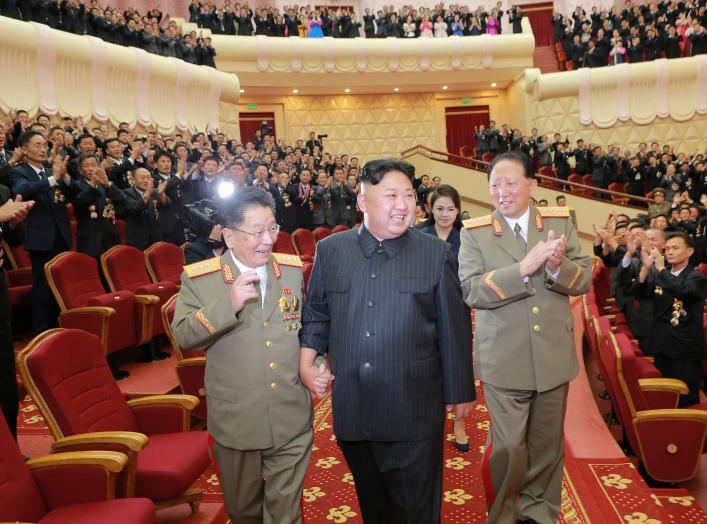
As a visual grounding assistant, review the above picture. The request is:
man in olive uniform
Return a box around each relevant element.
[459,152,591,524]
[171,187,312,524]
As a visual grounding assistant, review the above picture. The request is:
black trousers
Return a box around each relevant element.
[338,437,443,524]
[28,229,68,334]
[0,274,18,439]
[655,354,702,407]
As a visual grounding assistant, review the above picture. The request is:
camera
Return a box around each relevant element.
[183,197,226,249]
[317,134,328,139]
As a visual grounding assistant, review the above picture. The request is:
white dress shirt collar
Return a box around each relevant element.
[501,206,530,241]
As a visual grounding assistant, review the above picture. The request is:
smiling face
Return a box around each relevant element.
[432,195,458,229]
[358,170,416,240]
[222,205,277,268]
[489,160,536,219]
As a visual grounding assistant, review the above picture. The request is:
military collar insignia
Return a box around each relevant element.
[492,219,504,236]
[222,263,235,283]
[273,259,282,280]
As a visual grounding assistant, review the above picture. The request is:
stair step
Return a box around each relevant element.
[652,488,707,523]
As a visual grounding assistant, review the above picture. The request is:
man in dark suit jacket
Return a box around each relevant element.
[330,169,357,227]
[305,132,322,154]
[10,130,79,334]
[73,153,124,258]
[272,172,298,233]
[289,169,315,230]
[153,151,186,245]
[122,167,163,250]
[300,158,475,524]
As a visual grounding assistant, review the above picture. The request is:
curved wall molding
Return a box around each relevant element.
[0,16,239,132]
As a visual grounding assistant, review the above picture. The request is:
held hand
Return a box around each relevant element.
[0,195,34,225]
[230,270,260,313]
[300,362,334,399]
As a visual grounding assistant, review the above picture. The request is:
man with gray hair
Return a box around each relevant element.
[172,187,312,524]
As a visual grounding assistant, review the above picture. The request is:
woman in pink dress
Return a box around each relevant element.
[486,8,500,35]
[419,15,433,37]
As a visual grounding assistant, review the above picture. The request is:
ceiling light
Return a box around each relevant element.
[442,85,448,90]
[393,87,399,92]
[239,89,245,93]
[292,89,299,94]
[344,88,351,93]
[491,82,497,88]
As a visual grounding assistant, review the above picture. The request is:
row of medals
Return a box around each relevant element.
[655,286,688,327]
[279,294,301,331]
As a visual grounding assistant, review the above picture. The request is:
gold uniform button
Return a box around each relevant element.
[262,320,270,328]
[531,306,540,314]
[265,340,273,348]
[269,362,277,370]
[529,288,537,296]
[271,382,279,390]
[533,325,541,333]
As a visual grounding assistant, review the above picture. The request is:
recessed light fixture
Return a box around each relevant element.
[393,87,400,92]
[292,89,299,94]
[491,82,497,88]
[344,88,351,93]
[239,88,245,93]
[442,85,448,90]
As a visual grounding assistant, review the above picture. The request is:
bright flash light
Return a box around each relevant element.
[218,181,235,199]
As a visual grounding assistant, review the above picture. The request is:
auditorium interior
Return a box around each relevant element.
[1,0,707,522]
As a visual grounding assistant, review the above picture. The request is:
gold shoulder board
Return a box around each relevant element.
[183,257,222,279]
[538,206,570,218]
[463,214,493,229]
[272,253,304,268]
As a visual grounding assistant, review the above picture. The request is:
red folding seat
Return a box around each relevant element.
[17,328,209,512]
[313,226,332,243]
[291,228,316,263]
[162,294,206,422]
[0,414,155,524]
[144,241,184,288]
[44,252,158,378]
[274,230,297,255]
[481,152,495,163]
[459,145,475,158]
[537,166,560,189]
[102,245,178,337]
[331,225,350,234]
[599,331,707,482]
[568,174,590,196]
[608,182,629,205]
[582,174,594,187]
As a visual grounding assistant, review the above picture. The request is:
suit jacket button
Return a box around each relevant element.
[363,362,371,368]
[533,324,541,333]
[531,306,540,314]
[263,320,270,328]
[266,340,273,348]
[271,382,279,390]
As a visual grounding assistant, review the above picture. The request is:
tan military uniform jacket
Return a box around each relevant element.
[172,251,312,450]
[459,207,591,392]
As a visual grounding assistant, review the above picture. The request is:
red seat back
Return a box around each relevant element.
[102,245,152,293]
[4,242,31,269]
[17,329,140,439]
[144,242,184,285]
[292,229,316,259]
[274,231,297,255]
[0,416,48,522]
[45,252,107,310]
[481,152,495,163]
[568,174,589,195]
[331,225,349,234]
[313,227,332,243]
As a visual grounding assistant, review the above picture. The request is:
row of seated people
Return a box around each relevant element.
[553,0,706,70]
[187,2,526,38]
[470,124,706,206]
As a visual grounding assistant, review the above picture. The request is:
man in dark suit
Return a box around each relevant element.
[634,232,706,406]
[290,168,315,230]
[300,158,475,524]
[153,151,186,245]
[10,130,79,334]
[305,132,322,154]
[0,186,33,440]
[183,156,222,204]
[330,168,357,227]
[122,167,164,250]
[73,153,124,258]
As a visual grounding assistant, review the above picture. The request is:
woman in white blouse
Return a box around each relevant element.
[433,14,448,37]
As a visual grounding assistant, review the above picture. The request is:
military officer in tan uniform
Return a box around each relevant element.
[172,187,312,524]
[458,152,591,524]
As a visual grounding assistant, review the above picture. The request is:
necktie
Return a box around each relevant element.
[38,170,46,180]
[514,223,527,253]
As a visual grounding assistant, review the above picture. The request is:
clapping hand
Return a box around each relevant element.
[519,230,566,277]
[652,247,665,271]
[52,155,69,183]
[0,195,34,226]
[545,229,567,274]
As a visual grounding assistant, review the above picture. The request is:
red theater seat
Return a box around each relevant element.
[101,245,178,336]
[16,329,209,512]
[162,294,207,422]
[0,409,155,524]
[599,331,707,482]
[608,182,629,205]
[291,228,316,263]
[274,231,297,255]
[313,226,332,243]
[144,242,184,287]
[568,174,590,196]
[481,152,495,163]
[331,225,350,234]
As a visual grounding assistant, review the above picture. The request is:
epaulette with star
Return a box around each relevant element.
[463,215,493,229]
[183,257,221,279]
[272,253,304,267]
[537,206,570,218]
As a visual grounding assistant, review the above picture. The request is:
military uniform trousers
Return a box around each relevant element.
[482,382,569,524]
[213,428,313,524]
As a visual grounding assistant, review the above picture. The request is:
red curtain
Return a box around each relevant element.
[445,106,490,158]
[239,112,276,144]
[518,3,554,47]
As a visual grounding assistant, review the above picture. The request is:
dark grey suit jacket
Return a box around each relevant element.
[300,226,475,442]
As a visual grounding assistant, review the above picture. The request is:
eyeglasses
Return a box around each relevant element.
[231,224,280,240]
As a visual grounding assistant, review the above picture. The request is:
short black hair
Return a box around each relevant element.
[488,151,532,179]
[104,137,120,147]
[77,153,98,167]
[220,187,274,228]
[18,130,44,148]
[202,156,219,165]
[153,150,173,163]
[359,158,415,185]
[76,133,96,145]
[117,129,129,136]
[666,231,694,248]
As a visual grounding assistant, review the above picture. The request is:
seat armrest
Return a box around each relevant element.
[639,378,689,395]
[134,294,159,346]
[29,451,128,508]
[176,356,207,368]
[128,394,199,434]
[6,267,33,287]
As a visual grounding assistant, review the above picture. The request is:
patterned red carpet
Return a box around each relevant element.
[18,384,707,523]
